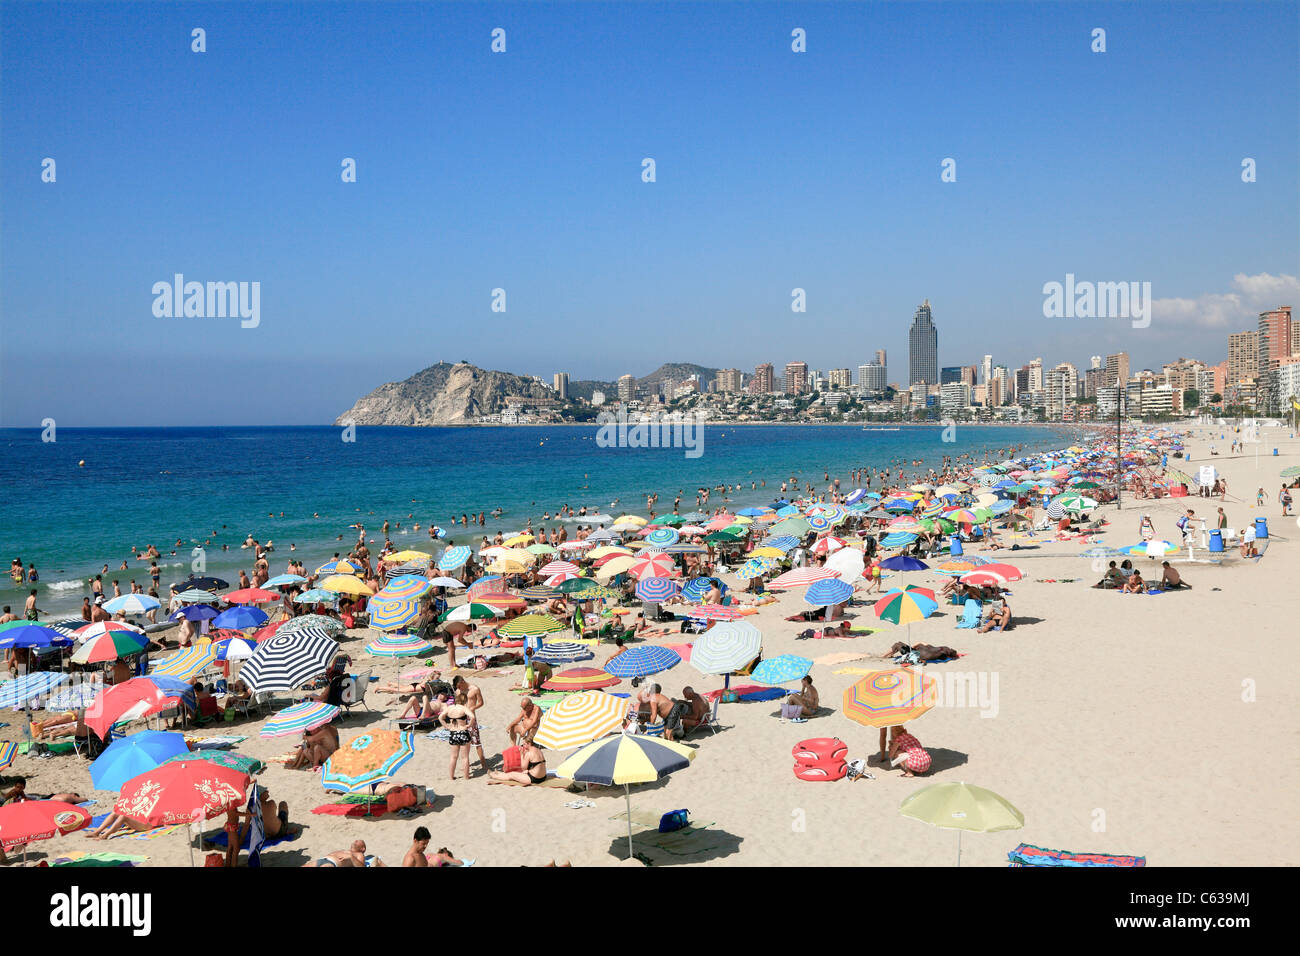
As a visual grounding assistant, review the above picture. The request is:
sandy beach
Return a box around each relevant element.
[3,422,1297,868]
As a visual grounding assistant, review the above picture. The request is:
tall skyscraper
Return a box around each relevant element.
[784,361,809,395]
[1104,352,1130,388]
[1257,306,1293,412]
[1228,331,1259,384]
[908,300,938,386]
[751,363,774,394]
[715,368,743,392]
[552,372,569,400]
[617,374,636,402]
[858,363,887,393]
[980,355,993,385]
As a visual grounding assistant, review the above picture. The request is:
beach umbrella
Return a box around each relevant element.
[635,576,680,603]
[239,627,338,692]
[664,543,709,554]
[315,559,361,576]
[212,605,270,630]
[533,641,595,664]
[437,546,473,571]
[149,644,218,681]
[170,604,219,622]
[385,550,432,565]
[0,801,91,853]
[279,614,344,637]
[804,578,854,607]
[0,742,17,771]
[899,782,1025,866]
[70,629,149,665]
[554,735,696,860]
[810,535,847,555]
[630,552,676,580]
[769,516,812,537]
[1055,493,1098,513]
[737,556,778,580]
[763,536,799,553]
[476,593,527,612]
[1280,466,1300,479]
[322,730,415,794]
[842,668,937,728]
[209,635,259,661]
[681,577,727,602]
[542,667,621,691]
[587,546,632,560]
[878,556,929,572]
[175,589,220,603]
[374,575,432,601]
[824,547,865,582]
[604,645,681,679]
[98,594,162,616]
[686,604,744,621]
[644,527,680,547]
[0,623,73,650]
[768,567,840,588]
[690,621,762,675]
[496,614,567,638]
[223,588,280,605]
[115,759,249,826]
[533,691,629,750]
[441,602,505,623]
[261,701,340,738]
[0,672,68,709]
[806,515,833,533]
[519,585,560,601]
[526,544,557,557]
[89,730,190,792]
[974,562,1023,582]
[294,588,339,605]
[873,589,939,626]
[263,573,308,588]
[367,596,421,632]
[365,633,433,657]
[177,575,228,593]
[163,750,264,777]
[321,574,373,597]
[72,620,144,642]
[750,654,813,686]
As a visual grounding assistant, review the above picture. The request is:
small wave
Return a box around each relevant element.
[45,578,87,591]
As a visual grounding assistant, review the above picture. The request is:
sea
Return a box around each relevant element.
[0,423,1082,617]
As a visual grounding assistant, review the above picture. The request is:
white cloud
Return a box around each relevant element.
[1152,272,1299,330]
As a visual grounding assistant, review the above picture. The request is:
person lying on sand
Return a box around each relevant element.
[2,777,84,805]
[306,839,383,867]
[84,812,150,840]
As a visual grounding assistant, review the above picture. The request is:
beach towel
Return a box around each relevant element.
[205,824,301,850]
[187,735,247,750]
[833,667,883,676]
[955,599,981,629]
[814,652,868,667]
[487,774,571,789]
[311,802,393,818]
[1007,843,1145,867]
[50,851,147,868]
[87,813,186,840]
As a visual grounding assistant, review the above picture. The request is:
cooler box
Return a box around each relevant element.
[1207,530,1224,553]
[1254,518,1269,539]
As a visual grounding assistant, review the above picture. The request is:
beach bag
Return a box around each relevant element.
[502,745,523,773]
[658,809,690,833]
[386,786,417,813]
[204,853,225,867]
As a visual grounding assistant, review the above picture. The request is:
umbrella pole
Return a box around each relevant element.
[956,829,962,867]
[625,784,634,860]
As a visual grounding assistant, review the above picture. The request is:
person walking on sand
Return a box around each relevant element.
[1281,484,1293,517]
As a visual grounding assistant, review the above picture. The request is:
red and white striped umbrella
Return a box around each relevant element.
[630,552,676,580]
[540,561,581,577]
[544,571,580,586]
[686,604,745,621]
[810,536,847,555]
[768,567,842,588]
[72,620,144,643]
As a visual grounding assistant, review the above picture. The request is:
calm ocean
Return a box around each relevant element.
[0,424,1078,616]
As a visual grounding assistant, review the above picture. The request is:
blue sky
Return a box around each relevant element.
[2,1,1297,425]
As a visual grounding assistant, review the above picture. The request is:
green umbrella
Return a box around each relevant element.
[556,578,600,595]
[899,782,1024,866]
[163,750,265,776]
[1281,466,1300,479]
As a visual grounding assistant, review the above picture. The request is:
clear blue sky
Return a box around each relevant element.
[2,1,1296,425]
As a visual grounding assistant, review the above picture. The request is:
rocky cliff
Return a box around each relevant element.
[334,362,556,425]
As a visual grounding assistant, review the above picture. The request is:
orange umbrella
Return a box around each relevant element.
[841,669,937,728]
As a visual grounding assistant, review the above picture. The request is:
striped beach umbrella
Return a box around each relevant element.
[441,602,505,623]
[101,594,162,615]
[806,514,833,533]
[681,577,726,601]
[533,641,594,664]
[805,578,854,607]
[368,597,421,631]
[751,654,813,686]
[768,567,840,588]
[322,730,415,794]
[630,552,676,580]
[554,734,696,860]
[437,546,473,571]
[810,535,847,555]
[70,629,148,665]
[84,676,195,739]
[209,636,259,661]
[976,562,1023,582]
[644,527,680,547]
[604,645,681,678]
[261,701,340,738]
[280,614,344,637]
[737,556,778,580]
[687,604,744,621]
[540,560,581,577]
[664,543,708,554]
[533,690,628,750]
[519,585,560,601]
[635,576,680,603]
[497,614,567,638]
[374,575,432,601]
[212,605,270,630]
[72,620,144,642]
[763,535,799,553]
[690,620,762,675]
[873,589,939,625]
[294,588,339,605]
[842,668,937,728]
[1045,499,1067,521]
[0,741,18,771]
[240,627,338,692]
[151,644,218,681]
[542,667,621,692]
[476,593,527,612]
[365,633,433,657]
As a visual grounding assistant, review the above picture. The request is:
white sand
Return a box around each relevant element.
[5,423,1298,867]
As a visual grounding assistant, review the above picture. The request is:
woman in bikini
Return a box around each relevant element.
[441,695,474,781]
[489,738,548,786]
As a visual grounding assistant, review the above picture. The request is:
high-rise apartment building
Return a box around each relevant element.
[1227,331,1258,384]
[552,372,569,400]
[1104,352,1130,388]
[858,363,887,393]
[827,368,852,389]
[784,361,809,395]
[908,300,939,386]
[617,374,636,402]
[715,368,743,392]
[750,363,774,394]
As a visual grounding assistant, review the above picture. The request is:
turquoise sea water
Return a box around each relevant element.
[0,424,1078,616]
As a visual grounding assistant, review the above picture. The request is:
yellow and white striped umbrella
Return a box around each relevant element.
[150,644,217,680]
[533,691,629,751]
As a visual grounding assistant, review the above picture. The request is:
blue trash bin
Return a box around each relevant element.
[1254,518,1269,539]
[1207,530,1224,553]
[949,535,963,557]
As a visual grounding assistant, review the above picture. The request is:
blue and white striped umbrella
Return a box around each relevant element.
[211,636,259,661]
[102,594,162,615]
[634,576,680,602]
[0,672,68,708]
[261,701,340,738]
[775,506,800,518]
[1045,499,1067,520]
[880,532,919,547]
[845,489,868,505]
[644,527,680,547]
[46,681,102,710]
[240,627,339,692]
[751,654,814,686]
[604,645,681,678]
[294,588,339,604]
[681,577,727,601]
[280,615,345,637]
[690,621,762,675]
[533,641,594,664]
[764,535,799,553]
[805,578,854,607]
[438,546,472,570]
